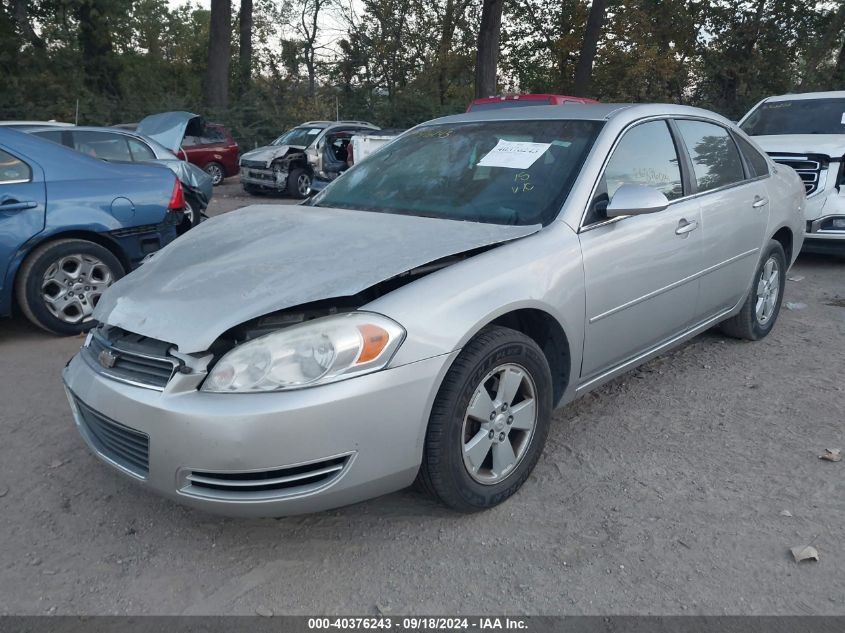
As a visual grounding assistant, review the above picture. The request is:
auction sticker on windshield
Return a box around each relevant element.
[477,139,551,169]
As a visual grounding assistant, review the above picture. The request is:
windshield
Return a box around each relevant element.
[272,126,324,147]
[741,98,845,135]
[311,120,602,225]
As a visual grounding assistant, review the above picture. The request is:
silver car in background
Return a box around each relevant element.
[62,104,804,517]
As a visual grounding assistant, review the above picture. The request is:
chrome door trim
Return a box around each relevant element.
[576,303,739,394]
[588,247,759,324]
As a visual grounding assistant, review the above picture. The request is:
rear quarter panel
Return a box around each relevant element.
[766,163,806,265]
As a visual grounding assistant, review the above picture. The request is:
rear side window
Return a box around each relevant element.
[72,131,132,161]
[676,120,744,192]
[127,138,155,161]
[0,149,31,183]
[733,134,769,177]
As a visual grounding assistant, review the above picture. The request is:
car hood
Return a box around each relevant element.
[752,134,845,159]
[93,205,541,353]
[137,111,203,153]
[240,144,305,166]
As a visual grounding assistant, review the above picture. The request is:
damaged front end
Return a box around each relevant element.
[240,145,309,191]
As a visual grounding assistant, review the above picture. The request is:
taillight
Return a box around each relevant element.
[168,178,185,211]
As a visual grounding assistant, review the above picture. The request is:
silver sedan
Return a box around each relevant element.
[62,104,805,516]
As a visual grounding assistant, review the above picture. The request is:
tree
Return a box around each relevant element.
[293,0,332,98]
[572,0,607,96]
[206,0,232,110]
[238,0,254,93]
[474,0,504,98]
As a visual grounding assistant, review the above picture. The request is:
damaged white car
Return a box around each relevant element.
[63,104,804,517]
[239,120,378,198]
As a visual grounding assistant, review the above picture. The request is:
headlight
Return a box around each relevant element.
[201,312,405,393]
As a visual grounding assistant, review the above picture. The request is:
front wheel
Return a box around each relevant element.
[15,239,125,336]
[720,239,787,341]
[416,326,553,512]
[287,167,312,198]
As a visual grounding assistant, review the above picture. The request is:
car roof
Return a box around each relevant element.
[428,103,732,126]
[762,91,845,102]
[24,125,178,159]
[299,120,379,128]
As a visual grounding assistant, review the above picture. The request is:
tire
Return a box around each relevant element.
[15,239,124,336]
[287,167,312,198]
[720,239,786,341]
[179,194,202,234]
[204,161,225,186]
[417,326,553,512]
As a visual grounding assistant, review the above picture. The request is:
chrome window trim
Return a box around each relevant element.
[0,178,31,185]
[578,115,771,233]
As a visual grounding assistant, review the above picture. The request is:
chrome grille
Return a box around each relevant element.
[73,396,149,477]
[181,455,351,501]
[82,326,178,390]
[768,154,825,195]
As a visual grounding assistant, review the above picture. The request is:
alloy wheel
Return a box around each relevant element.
[461,363,538,484]
[40,254,114,324]
[297,173,312,197]
[755,256,780,325]
[205,163,223,185]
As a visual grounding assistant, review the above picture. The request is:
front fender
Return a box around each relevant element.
[366,222,586,404]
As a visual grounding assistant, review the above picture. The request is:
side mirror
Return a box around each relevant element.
[606,184,670,218]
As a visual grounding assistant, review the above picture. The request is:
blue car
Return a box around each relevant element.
[0,128,183,335]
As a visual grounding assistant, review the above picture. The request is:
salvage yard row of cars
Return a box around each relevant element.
[0,91,840,518]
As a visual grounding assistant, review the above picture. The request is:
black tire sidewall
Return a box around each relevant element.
[287,168,311,199]
[749,241,787,339]
[426,328,553,511]
[20,240,124,336]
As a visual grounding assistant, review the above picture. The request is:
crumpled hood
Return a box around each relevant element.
[94,205,540,353]
[752,134,845,159]
[137,111,202,153]
[240,144,303,166]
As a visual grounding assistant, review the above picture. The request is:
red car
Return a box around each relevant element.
[178,123,239,186]
[466,94,598,112]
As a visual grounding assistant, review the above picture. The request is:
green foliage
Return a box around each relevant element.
[0,0,843,142]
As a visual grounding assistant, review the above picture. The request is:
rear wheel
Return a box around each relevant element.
[287,167,312,198]
[720,239,786,341]
[417,326,553,512]
[204,161,225,186]
[179,193,203,234]
[15,239,124,336]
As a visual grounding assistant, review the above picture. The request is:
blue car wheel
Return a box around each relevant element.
[15,238,125,336]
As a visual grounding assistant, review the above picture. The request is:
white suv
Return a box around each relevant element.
[740,91,845,255]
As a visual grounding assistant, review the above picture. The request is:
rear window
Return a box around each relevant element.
[312,119,603,226]
[741,98,845,136]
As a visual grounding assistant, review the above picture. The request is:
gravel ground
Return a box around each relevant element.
[0,177,843,616]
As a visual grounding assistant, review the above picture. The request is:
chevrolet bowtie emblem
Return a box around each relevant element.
[98,349,117,369]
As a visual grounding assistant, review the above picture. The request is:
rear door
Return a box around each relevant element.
[579,119,704,379]
[673,120,769,319]
[0,146,46,297]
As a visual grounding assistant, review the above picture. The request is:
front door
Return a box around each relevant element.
[579,119,704,379]
[0,145,46,299]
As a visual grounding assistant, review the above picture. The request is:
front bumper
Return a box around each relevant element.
[240,165,286,190]
[802,190,845,254]
[62,350,455,517]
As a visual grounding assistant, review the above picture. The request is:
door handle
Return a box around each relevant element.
[675,218,698,235]
[752,196,768,208]
[0,200,38,211]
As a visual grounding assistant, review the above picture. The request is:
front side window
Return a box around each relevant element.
[741,98,845,136]
[72,131,132,161]
[0,149,31,183]
[676,120,744,193]
[311,119,603,226]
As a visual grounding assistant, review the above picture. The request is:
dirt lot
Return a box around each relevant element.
[0,177,843,616]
